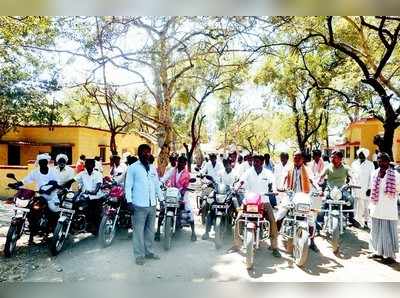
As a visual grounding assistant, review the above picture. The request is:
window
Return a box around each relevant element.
[354,146,359,159]
[8,145,21,165]
[99,147,106,162]
[346,147,350,158]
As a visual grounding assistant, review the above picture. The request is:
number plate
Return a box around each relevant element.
[243,213,262,218]
[58,208,75,214]
[212,205,228,209]
[12,207,30,213]
[165,203,179,208]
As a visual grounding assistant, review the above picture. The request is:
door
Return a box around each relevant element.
[51,146,73,164]
[8,145,21,165]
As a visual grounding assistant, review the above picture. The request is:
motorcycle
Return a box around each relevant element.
[279,190,320,267]
[319,183,360,253]
[195,174,214,225]
[237,192,273,269]
[205,177,241,249]
[4,173,58,257]
[161,178,196,251]
[98,177,131,248]
[49,189,105,256]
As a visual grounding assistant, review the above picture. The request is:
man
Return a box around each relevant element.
[110,155,128,185]
[14,153,59,242]
[276,151,319,252]
[368,152,399,265]
[233,155,281,258]
[75,154,86,173]
[74,158,104,233]
[202,158,238,240]
[94,156,103,173]
[317,150,357,236]
[157,155,197,242]
[311,149,325,179]
[351,148,375,229]
[125,144,162,266]
[274,152,291,193]
[264,153,274,172]
[200,153,224,182]
[54,154,75,188]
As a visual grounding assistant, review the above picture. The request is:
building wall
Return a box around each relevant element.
[0,144,7,165]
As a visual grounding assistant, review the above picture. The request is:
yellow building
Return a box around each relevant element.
[0,125,157,198]
[334,118,400,164]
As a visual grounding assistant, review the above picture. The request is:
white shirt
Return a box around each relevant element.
[75,170,103,200]
[217,169,237,186]
[54,165,75,187]
[161,166,176,184]
[201,161,224,182]
[23,167,58,190]
[233,162,249,179]
[369,169,400,220]
[95,160,103,173]
[110,163,128,185]
[351,159,375,194]
[240,167,276,203]
[274,161,291,190]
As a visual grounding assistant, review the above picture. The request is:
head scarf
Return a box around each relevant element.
[356,148,370,159]
[56,154,68,163]
[35,153,51,166]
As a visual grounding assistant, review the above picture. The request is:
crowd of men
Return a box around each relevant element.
[13,145,399,266]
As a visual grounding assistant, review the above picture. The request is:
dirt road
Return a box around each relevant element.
[1,194,400,282]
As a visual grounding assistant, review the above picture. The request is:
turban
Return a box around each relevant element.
[56,154,68,163]
[356,148,370,159]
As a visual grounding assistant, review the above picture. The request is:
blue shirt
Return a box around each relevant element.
[124,161,162,207]
[264,162,274,173]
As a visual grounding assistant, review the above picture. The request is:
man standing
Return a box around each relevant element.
[351,148,375,229]
[125,144,162,265]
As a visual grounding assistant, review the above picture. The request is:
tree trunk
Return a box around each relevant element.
[382,119,396,160]
[110,131,118,156]
[157,102,173,176]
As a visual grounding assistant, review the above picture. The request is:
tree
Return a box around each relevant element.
[0,17,59,139]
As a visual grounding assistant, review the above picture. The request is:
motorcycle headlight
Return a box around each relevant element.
[15,198,29,208]
[66,192,75,200]
[331,188,342,201]
[207,197,214,204]
[216,194,226,203]
[62,201,73,209]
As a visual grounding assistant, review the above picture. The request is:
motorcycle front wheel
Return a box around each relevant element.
[4,223,21,258]
[245,228,255,269]
[331,216,340,253]
[214,216,224,249]
[50,220,69,256]
[293,227,309,267]
[98,214,117,248]
[163,216,173,251]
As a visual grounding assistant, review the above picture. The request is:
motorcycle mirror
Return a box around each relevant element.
[6,173,16,180]
[189,178,196,183]
[194,167,200,172]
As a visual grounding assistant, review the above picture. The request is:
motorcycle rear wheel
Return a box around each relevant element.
[50,221,69,256]
[98,214,117,248]
[293,227,309,267]
[245,228,255,269]
[4,223,20,258]
[163,216,173,251]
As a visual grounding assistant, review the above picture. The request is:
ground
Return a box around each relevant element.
[1,193,399,282]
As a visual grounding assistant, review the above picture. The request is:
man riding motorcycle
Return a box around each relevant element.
[54,154,75,189]
[233,155,281,258]
[9,153,60,243]
[155,155,197,242]
[200,153,224,182]
[276,151,319,252]
[201,158,238,240]
[73,158,104,233]
[110,155,128,185]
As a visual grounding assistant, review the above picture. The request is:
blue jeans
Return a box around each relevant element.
[132,205,156,258]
